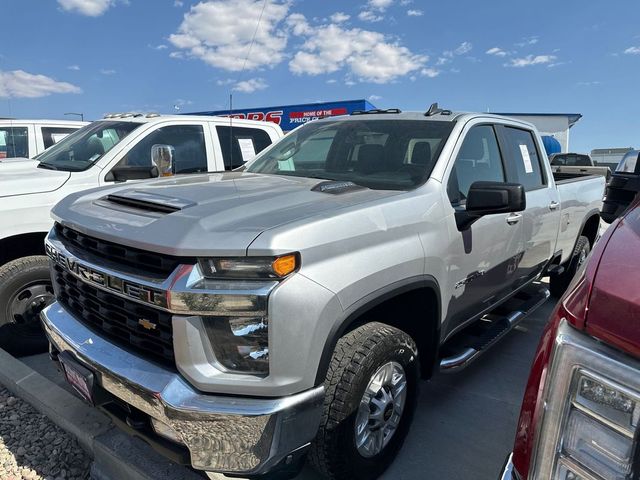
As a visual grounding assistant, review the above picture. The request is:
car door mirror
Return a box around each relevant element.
[456,181,526,231]
[151,144,175,177]
[104,165,159,182]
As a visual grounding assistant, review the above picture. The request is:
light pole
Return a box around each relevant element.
[64,112,84,121]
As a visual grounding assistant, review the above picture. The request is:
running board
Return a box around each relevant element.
[439,286,550,373]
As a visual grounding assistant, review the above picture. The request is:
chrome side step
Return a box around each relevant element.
[439,286,550,373]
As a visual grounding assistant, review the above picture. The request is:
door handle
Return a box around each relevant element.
[549,201,560,211]
[506,213,522,225]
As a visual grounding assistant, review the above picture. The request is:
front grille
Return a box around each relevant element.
[54,223,189,275]
[53,264,175,367]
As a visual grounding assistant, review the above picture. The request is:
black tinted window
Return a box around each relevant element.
[42,127,79,149]
[217,126,273,170]
[118,125,207,174]
[0,127,28,158]
[504,127,545,191]
[448,125,505,205]
[550,154,591,167]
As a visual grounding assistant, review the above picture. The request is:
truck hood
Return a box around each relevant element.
[587,209,640,358]
[0,159,71,198]
[52,172,403,257]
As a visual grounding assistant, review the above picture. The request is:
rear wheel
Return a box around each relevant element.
[550,235,590,298]
[309,322,419,480]
[0,256,54,356]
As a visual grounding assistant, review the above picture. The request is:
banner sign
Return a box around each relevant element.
[188,99,376,131]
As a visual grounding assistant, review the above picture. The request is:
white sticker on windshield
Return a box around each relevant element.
[519,144,533,173]
[238,138,256,162]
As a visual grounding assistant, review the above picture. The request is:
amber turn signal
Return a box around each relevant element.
[272,254,298,277]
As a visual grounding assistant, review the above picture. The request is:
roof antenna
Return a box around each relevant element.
[425,102,451,117]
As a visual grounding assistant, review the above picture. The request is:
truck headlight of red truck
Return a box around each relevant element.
[512,251,640,480]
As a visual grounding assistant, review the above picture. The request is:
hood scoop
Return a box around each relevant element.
[103,190,196,214]
[311,180,367,195]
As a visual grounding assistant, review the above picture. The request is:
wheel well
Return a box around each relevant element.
[581,214,601,247]
[0,232,48,266]
[342,287,440,380]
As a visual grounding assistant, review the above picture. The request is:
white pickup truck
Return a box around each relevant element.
[0,119,87,159]
[0,113,283,355]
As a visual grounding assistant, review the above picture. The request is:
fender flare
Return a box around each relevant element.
[313,275,442,386]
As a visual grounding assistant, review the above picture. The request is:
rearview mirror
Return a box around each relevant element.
[456,181,526,231]
[152,144,175,177]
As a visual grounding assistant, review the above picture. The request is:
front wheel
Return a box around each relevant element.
[0,256,54,356]
[308,322,419,480]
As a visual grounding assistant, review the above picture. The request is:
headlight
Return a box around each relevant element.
[203,316,269,375]
[198,254,299,279]
[530,320,640,480]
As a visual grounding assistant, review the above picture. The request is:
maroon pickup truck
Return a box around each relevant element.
[501,191,640,479]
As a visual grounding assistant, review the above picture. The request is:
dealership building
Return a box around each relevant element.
[190,99,581,152]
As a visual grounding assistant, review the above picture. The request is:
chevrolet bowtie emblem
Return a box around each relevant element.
[138,318,157,330]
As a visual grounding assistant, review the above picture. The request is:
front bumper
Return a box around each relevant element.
[41,302,324,475]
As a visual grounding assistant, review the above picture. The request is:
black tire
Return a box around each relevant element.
[550,235,591,298]
[0,256,54,356]
[308,322,419,480]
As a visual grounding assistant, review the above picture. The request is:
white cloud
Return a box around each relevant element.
[368,94,382,101]
[57,0,115,16]
[149,44,168,50]
[100,69,116,75]
[232,77,268,93]
[420,67,440,78]
[174,0,183,5]
[367,0,393,10]
[330,12,350,23]
[407,9,423,16]
[624,46,640,55]
[486,47,508,57]
[326,79,337,84]
[358,10,383,22]
[289,17,427,83]
[515,36,539,47]
[576,81,601,87]
[67,65,81,70]
[0,70,82,98]
[454,41,472,55]
[507,54,557,67]
[174,98,193,106]
[169,0,290,71]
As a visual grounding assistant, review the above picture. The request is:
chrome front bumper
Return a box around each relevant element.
[41,302,324,475]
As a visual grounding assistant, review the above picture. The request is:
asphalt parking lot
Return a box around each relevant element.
[16,283,555,480]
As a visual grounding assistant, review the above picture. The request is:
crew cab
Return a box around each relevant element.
[501,182,640,480]
[41,107,604,480]
[0,119,87,159]
[0,113,282,355]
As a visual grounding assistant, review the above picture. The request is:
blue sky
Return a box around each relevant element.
[1,0,639,153]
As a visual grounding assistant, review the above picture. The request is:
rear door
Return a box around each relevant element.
[0,124,32,158]
[498,125,561,281]
[442,122,524,338]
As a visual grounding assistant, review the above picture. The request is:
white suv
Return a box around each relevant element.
[0,119,87,159]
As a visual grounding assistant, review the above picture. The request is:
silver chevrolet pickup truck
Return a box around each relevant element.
[41,107,605,480]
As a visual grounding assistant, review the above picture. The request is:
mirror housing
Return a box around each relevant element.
[152,144,175,177]
[456,181,526,231]
[601,151,640,223]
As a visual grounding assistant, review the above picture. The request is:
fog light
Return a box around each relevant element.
[150,418,183,445]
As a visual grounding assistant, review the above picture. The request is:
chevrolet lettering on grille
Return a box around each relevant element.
[45,242,168,309]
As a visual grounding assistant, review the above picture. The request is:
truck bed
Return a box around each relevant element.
[552,166,611,182]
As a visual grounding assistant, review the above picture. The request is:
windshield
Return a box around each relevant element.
[37,121,141,172]
[246,119,454,190]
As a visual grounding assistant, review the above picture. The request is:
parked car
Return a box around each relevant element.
[500,180,640,480]
[0,119,87,159]
[0,113,283,355]
[41,107,604,480]
[549,152,611,180]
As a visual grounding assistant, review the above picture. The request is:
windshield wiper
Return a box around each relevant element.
[37,163,58,170]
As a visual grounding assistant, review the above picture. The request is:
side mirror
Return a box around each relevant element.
[456,181,526,231]
[601,152,640,223]
[104,165,159,182]
[151,144,175,177]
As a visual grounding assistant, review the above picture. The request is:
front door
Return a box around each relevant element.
[442,123,524,339]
